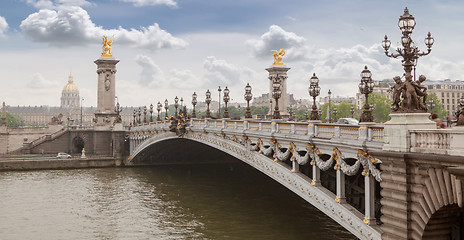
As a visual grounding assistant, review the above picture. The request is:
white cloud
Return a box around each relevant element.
[0,16,8,37]
[120,0,177,7]
[135,55,165,86]
[20,5,188,50]
[26,73,60,89]
[246,25,307,61]
[25,0,92,9]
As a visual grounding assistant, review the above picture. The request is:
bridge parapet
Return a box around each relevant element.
[410,128,464,156]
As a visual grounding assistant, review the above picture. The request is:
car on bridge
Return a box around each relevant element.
[337,118,359,125]
[56,152,72,159]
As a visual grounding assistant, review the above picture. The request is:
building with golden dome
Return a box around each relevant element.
[61,73,80,108]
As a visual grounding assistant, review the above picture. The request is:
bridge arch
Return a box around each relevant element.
[415,168,464,239]
[129,131,381,239]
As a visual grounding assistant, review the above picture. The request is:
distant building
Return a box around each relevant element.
[425,79,464,116]
[252,93,297,107]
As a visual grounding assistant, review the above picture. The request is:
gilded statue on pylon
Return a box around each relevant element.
[101,35,114,58]
[271,48,286,66]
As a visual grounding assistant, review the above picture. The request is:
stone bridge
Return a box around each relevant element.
[128,118,464,240]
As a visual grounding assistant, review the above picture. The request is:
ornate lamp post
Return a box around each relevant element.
[149,103,153,122]
[350,105,355,118]
[328,89,332,123]
[114,100,122,118]
[382,7,434,112]
[205,89,212,118]
[359,66,374,122]
[244,83,253,119]
[133,109,136,125]
[137,107,142,125]
[192,92,198,118]
[333,106,338,122]
[427,99,435,112]
[272,75,282,119]
[174,96,179,117]
[164,99,169,120]
[218,86,222,118]
[157,101,162,121]
[143,106,147,124]
[309,73,321,120]
[223,87,230,118]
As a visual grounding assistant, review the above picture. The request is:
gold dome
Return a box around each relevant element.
[63,73,79,92]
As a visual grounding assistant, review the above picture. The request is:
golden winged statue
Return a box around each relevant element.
[271,48,286,65]
[101,35,114,58]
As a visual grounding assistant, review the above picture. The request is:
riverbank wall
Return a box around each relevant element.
[0,155,123,171]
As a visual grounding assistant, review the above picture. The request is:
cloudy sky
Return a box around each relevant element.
[0,0,463,107]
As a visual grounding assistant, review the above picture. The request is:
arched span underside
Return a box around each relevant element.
[130,132,382,240]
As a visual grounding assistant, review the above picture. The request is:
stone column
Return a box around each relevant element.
[94,57,119,128]
[266,66,290,118]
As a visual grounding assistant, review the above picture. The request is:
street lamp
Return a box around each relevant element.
[244,83,253,119]
[138,107,142,125]
[333,106,338,122]
[180,97,184,116]
[164,99,169,120]
[174,96,179,117]
[272,75,282,119]
[115,100,122,118]
[359,66,374,122]
[192,92,198,118]
[133,109,136,125]
[328,89,332,123]
[143,106,147,124]
[80,97,84,127]
[205,89,212,118]
[223,87,230,118]
[382,7,434,112]
[350,105,355,118]
[309,73,321,120]
[218,86,222,118]
[427,99,435,112]
[157,102,162,121]
[149,103,153,123]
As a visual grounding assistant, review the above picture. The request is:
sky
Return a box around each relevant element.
[0,0,463,107]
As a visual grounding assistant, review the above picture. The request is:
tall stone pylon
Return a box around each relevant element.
[267,48,290,118]
[94,36,119,128]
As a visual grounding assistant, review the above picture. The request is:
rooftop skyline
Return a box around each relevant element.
[0,0,463,107]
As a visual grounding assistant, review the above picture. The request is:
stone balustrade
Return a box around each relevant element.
[410,128,464,156]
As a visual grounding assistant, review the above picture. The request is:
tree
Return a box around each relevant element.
[367,92,392,122]
[427,93,447,119]
[6,112,24,128]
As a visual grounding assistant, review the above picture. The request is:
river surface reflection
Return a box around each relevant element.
[0,163,354,239]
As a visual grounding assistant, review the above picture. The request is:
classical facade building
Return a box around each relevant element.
[425,79,464,116]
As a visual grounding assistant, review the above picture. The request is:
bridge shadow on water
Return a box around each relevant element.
[134,139,356,239]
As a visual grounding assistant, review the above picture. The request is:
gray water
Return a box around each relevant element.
[0,164,354,239]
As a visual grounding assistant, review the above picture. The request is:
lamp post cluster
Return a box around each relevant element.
[359,66,374,122]
[308,73,321,120]
[382,7,434,112]
[205,90,212,118]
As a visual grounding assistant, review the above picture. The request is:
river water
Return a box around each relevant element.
[0,163,354,239]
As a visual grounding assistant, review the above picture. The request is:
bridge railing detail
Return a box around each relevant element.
[410,129,464,156]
